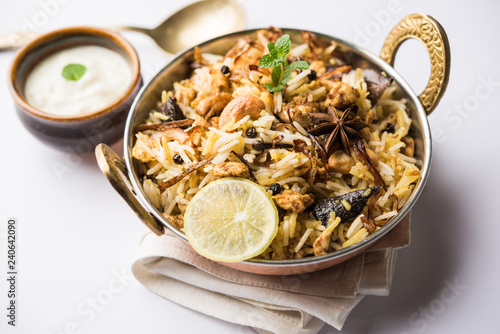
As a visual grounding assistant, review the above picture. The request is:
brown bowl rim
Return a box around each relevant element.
[8,26,141,123]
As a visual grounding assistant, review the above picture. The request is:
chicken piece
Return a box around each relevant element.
[308,60,327,76]
[278,96,322,129]
[209,116,220,129]
[164,214,184,229]
[225,37,265,82]
[313,219,337,256]
[324,82,359,110]
[364,108,376,125]
[212,162,250,178]
[174,81,196,106]
[401,136,415,157]
[302,31,333,59]
[273,190,314,213]
[194,93,233,119]
[256,27,283,50]
[301,31,346,62]
[187,125,205,145]
[132,141,154,163]
[211,71,230,92]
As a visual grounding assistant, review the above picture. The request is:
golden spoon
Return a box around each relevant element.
[113,0,245,54]
[0,0,245,54]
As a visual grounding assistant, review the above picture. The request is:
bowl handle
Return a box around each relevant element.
[380,13,450,115]
[95,143,165,236]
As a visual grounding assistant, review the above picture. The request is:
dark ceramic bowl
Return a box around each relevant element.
[8,26,142,154]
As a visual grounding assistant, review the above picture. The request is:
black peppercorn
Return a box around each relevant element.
[252,140,265,151]
[246,126,257,138]
[307,70,317,81]
[269,183,282,196]
[173,153,184,164]
[220,65,230,75]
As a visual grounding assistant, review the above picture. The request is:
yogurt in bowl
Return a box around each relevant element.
[25,45,133,116]
[8,26,142,154]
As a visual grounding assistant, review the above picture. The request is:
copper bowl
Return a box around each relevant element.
[8,26,143,154]
[96,14,450,275]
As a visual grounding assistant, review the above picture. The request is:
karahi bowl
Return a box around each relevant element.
[96,14,450,275]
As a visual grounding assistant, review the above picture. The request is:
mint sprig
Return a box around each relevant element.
[62,64,86,81]
[259,34,309,93]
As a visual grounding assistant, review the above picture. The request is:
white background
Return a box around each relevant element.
[1,0,499,333]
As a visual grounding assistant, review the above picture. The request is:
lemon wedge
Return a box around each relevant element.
[183,178,278,262]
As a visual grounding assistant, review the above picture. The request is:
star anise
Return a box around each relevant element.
[307,105,368,155]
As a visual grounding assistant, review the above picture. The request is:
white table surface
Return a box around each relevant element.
[1,1,499,333]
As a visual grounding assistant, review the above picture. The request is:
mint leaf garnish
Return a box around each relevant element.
[289,61,309,70]
[274,34,291,59]
[258,34,309,93]
[259,54,281,69]
[264,83,284,92]
[281,69,292,85]
[62,64,86,81]
[271,66,282,86]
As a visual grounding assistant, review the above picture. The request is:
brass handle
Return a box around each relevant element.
[95,144,165,236]
[380,13,451,115]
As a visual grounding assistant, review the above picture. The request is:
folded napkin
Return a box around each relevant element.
[132,213,411,334]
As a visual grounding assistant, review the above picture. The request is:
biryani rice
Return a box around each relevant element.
[132,29,421,260]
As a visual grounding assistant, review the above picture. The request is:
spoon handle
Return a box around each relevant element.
[111,26,152,36]
[0,32,39,51]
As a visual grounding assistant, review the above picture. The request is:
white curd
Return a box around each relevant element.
[25,45,133,116]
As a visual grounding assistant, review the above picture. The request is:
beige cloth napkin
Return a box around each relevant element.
[132,213,411,334]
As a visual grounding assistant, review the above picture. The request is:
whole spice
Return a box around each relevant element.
[252,139,293,151]
[307,70,317,81]
[362,69,394,105]
[265,152,272,167]
[309,134,329,172]
[353,138,386,190]
[308,105,368,155]
[269,183,282,195]
[220,65,230,75]
[314,186,381,225]
[245,126,257,138]
[135,118,194,133]
[158,159,212,193]
[173,153,184,164]
[160,96,187,124]
[272,135,285,148]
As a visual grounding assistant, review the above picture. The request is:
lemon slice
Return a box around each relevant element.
[183,178,278,262]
